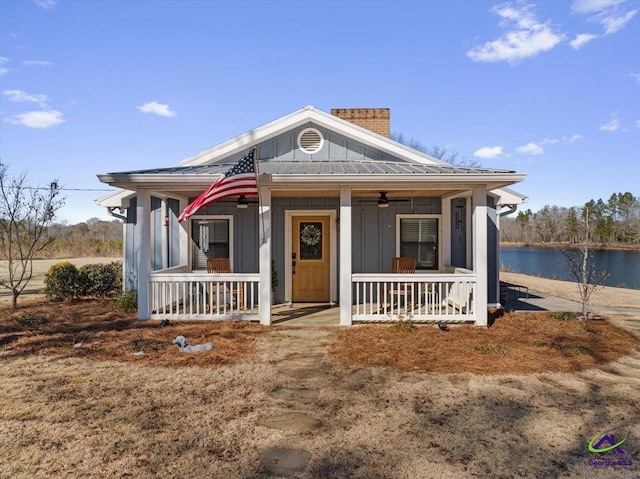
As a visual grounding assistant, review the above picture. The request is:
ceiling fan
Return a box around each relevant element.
[358,192,411,208]
[220,195,259,208]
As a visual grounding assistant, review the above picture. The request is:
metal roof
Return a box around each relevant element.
[107,160,515,177]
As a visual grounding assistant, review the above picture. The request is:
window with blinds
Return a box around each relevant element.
[192,219,230,270]
[399,218,438,270]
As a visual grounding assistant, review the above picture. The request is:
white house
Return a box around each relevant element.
[96,106,526,326]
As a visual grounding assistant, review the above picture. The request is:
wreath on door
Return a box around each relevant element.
[300,224,321,246]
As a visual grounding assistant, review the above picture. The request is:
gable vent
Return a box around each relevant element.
[297,128,324,154]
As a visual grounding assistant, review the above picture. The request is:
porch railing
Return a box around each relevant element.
[149,266,260,320]
[352,268,476,322]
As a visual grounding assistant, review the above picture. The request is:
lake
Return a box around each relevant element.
[500,246,640,290]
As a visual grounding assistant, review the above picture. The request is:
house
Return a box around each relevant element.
[96,106,526,326]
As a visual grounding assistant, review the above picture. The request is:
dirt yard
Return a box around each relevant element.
[2,295,640,478]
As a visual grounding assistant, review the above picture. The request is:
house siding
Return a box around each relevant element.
[228,123,408,164]
[487,196,499,305]
[124,197,137,291]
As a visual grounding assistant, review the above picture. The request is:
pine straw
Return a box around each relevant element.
[330,312,640,374]
[0,298,265,367]
[2,300,639,374]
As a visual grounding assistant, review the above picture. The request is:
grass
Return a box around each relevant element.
[1,299,640,478]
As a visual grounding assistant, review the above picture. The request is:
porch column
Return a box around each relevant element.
[259,186,272,325]
[339,187,352,326]
[472,187,488,326]
[442,197,452,266]
[178,198,189,267]
[136,189,151,320]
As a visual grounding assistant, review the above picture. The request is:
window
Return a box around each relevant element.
[398,216,439,270]
[191,217,233,270]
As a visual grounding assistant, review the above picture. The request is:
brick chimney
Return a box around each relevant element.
[331,108,390,138]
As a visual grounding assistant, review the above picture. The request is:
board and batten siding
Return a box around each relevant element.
[213,123,409,164]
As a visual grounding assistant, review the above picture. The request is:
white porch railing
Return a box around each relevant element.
[149,266,260,320]
[352,269,476,322]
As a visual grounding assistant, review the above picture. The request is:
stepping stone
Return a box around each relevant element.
[279,366,326,379]
[286,352,325,363]
[274,330,330,339]
[259,412,323,432]
[270,387,319,404]
[259,448,311,476]
[349,368,372,383]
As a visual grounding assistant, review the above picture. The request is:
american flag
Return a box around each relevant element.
[178,149,258,222]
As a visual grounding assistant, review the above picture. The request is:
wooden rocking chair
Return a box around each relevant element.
[207,258,244,308]
[388,257,417,310]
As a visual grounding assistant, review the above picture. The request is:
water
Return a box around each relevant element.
[500,246,640,290]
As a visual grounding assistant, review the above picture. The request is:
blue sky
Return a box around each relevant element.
[1,0,638,224]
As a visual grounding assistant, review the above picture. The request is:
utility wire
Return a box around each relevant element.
[8,186,115,192]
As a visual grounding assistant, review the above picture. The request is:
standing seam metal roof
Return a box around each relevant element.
[110,160,515,176]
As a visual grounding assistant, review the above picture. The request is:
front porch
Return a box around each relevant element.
[148,266,477,324]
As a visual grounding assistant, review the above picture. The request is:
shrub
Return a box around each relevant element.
[110,290,138,313]
[45,262,80,300]
[550,311,575,321]
[390,312,417,333]
[78,262,122,297]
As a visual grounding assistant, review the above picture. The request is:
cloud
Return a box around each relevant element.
[467,3,565,63]
[571,0,625,14]
[33,0,57,9]
[571,0,638,36]
[0,57,10,75]
[570,33,598,49]
[7,110,65,129]
[23,60,53,67]
[541,134,583,145]
[473,146,504,159]
[637,119,640,129]
[631,73,640,84]
[516,142,543,155]
[563,134,583,143]
[600,114,620,131]
[137,101,176,117]
[601,9,638,33]
[3,89,49,108]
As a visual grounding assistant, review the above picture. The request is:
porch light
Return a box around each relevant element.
[237,195,249,209]
[378,192,390,208]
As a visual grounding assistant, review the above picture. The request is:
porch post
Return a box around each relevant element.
[472,187,488,326]
[259,186,272,325]
[136,189,151,320]
[339,187,352,326]
[442,197,452,267]
[178,198,189,267]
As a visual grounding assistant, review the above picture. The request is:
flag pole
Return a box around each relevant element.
[253,145,267,245]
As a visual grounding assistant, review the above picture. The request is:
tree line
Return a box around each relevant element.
[47,218,122,258]
[501,192,639,246]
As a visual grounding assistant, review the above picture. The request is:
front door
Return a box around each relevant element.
[292,216,330,302]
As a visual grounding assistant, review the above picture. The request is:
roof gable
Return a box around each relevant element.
[176,106,446,168]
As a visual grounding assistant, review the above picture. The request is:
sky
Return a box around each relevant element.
[0,0,638,224]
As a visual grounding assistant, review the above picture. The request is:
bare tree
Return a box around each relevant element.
[390,134,481,167]
[561,209,609,321]
[0,164,65,308]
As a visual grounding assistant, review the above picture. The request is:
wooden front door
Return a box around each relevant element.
[292,216,330,302]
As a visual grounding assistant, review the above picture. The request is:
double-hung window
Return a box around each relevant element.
[191,216,233,270]
[397,215,440,270]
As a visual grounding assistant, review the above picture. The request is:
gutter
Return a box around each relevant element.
[499,204,518,217]
[107,207,127,221]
